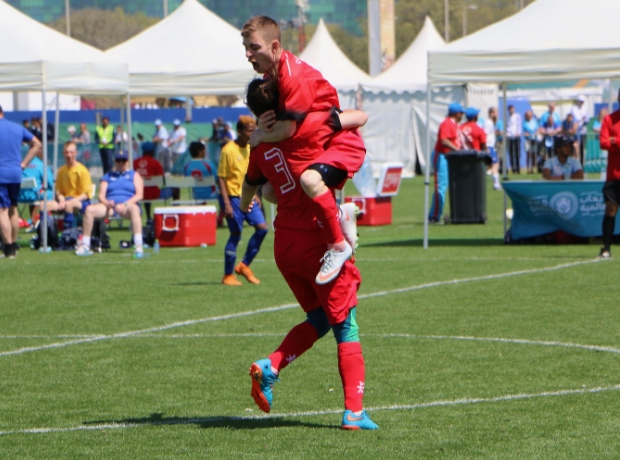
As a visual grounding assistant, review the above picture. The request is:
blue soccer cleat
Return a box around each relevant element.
[341,410,379,430]
[249,358,278,413]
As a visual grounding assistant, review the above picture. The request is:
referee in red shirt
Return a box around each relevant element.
[598,92,620,258]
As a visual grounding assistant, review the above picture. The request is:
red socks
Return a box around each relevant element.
[269,322,319,373]
[337,341,365,412]
[310,190,344,245]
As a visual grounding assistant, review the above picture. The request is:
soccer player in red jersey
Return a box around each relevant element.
[241,16,365,284]
[598,89,620,259]
[239,80,378,431]
[460,108,487,152]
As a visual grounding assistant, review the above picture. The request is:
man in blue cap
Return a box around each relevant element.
[429,102,464,223]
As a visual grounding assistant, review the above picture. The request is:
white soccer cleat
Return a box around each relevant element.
[75,245,93,257]
[316,241,353,285]
[339,203,359,253]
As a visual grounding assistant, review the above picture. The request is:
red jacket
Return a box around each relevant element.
[599,110,620,181]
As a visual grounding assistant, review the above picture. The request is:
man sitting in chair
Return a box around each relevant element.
[76,151,144,258]
[183,141,218,202]
[53,141,93,229]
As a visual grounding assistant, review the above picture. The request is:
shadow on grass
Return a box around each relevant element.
[363,238,504,248]
[173,281,224,286]
[84,412,338,430]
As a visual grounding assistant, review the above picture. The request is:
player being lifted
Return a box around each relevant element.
[242,16,367,285]
[240,78,378,431]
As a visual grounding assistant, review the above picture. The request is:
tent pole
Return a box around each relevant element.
[53,93,60,196]
[119,96,125,152]
[423,81,432,249]
[502,83,508,238]
[42,89,48,252]
[126,95,133,167]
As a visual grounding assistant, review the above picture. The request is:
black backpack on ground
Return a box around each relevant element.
[31,217,60,250]
[59,228,82,251]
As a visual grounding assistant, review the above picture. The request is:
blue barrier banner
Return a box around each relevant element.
[503,180,620,239]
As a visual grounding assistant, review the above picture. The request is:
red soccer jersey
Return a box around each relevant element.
[246,140,321,231]
[133,156,164,200]
[459,121,487,151]
[434,117,462,154]
[599,110,620,181]
[272,50,340,120]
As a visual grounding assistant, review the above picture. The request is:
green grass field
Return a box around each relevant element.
[1,176,619,458]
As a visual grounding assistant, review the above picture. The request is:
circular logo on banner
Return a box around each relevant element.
[549,192,579,220]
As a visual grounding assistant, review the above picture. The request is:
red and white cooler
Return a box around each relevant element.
[346,162,404,226]
[154,206,217,247]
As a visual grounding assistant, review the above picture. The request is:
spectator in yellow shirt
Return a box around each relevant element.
[217,116,268,286]
[53,141,93,228]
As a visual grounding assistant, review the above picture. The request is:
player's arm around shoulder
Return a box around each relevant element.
[338,109,368,130]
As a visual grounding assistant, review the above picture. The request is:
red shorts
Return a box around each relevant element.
[274,226,361,325]
[317,129,366,182]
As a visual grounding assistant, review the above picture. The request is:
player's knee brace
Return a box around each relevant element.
[332,307,360,344]
[305,308,331,339]
[225,233,241,254]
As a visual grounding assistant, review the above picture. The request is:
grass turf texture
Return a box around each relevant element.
[1,174,619,458]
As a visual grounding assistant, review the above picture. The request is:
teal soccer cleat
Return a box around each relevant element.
[249,358,278,413]
[341,410,379,430]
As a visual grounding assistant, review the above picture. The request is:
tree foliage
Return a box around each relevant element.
[49,7,159,50]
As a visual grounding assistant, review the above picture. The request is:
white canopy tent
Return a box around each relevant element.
[424,0,620,248]
[0,0,128,251]
[299,19,372,109]
[105,0,256,96]
[360,17,464,178]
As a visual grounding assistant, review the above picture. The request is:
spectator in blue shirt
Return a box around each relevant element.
[0,105,41,258]
[542,135,584,180]
[539,102,562,126]
[522,110,539,173]
[183,141,218,200]
[538,115,561,160]
[18,149,54,229]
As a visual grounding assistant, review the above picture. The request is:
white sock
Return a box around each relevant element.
[492,174,500,185]
[134,234,143,248]
[82,236,91,248]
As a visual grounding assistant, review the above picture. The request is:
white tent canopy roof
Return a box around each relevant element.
[105,0,256,96]
[367,16,445,93]
[299,19,371,92]
[428,0,620,84]
[0,1,127,94]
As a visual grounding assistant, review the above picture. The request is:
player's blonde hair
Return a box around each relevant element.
[241,16,281,43]
[236,115,256,132]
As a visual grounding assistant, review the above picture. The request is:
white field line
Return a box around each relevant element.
[2,333,619,357]
[18,256,599,267]
[0,259,600,359]
[1,384,618,437]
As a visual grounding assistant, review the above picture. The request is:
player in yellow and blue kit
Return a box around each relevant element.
[218,116,268,285]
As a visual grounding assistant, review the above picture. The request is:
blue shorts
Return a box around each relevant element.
[221,195,266,234]
[66,197,91,214]
[0,183,20,208]
[488,147,498,165]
